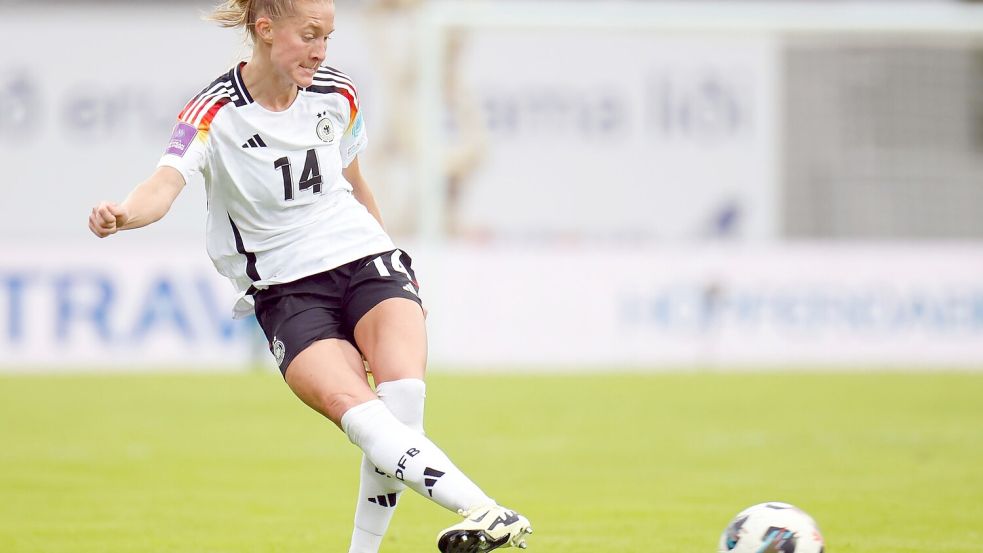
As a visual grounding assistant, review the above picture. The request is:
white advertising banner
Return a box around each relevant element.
[421,244,983,370]
[2,243,982,371]
[0,241,259,372]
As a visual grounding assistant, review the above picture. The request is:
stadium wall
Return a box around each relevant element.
[2,2,982,372]
[1,2,783,243]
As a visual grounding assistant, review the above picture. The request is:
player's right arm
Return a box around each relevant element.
[88,166,186,238]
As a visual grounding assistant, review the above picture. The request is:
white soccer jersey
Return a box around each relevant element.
[159,63,395,318]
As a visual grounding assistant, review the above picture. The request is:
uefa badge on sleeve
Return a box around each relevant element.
[166,122,198,157]
[315,111,335,143]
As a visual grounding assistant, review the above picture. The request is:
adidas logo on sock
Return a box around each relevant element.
[424,467,445,497]
[368,493,399,508]
[241,134,268,148]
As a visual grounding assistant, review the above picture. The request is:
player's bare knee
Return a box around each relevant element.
[325,391,376,423]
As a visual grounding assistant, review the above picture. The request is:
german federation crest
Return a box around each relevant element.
[272,337,286,367]
[315,111,335,142]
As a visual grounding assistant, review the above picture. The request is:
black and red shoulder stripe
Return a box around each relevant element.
[176,64,252,131]
[306,65,360,132]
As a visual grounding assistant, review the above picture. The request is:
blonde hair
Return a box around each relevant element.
[207,0,299,40]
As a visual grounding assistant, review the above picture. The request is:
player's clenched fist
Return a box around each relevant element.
[89,202,128,238]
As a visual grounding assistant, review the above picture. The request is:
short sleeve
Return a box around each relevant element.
[158,120,209,186]
[339,107,368,168]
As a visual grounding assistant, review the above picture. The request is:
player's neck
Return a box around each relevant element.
[240,58,299,112]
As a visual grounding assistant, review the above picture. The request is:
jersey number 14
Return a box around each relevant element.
[274,149,322,200]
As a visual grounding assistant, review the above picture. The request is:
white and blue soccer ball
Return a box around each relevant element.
[718,502,825,553]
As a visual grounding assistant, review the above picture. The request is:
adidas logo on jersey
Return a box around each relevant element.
[241,134,268,148]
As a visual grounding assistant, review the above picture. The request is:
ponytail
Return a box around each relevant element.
[208,0,252,30]
[207,0,298,39]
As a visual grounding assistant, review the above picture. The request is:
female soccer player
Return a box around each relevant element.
[87,1,531,552]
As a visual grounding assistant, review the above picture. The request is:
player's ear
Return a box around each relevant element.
[254,17,274,44]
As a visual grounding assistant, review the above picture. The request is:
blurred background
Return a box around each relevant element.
[2,0,982,373]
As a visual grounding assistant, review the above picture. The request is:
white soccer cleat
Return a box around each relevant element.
[437,504,533,553]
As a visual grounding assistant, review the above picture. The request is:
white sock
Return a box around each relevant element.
[348,379,426,553]
[342,399,494,516]
[377,378,426,434]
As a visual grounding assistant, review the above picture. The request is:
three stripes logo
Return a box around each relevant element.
[423,467,445,497]
[241,134,268,149]
[488,510,521,531]
[367,493,399,508]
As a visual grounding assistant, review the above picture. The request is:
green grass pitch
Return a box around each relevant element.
[1,371,981,552]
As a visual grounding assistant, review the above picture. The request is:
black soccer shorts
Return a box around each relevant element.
[253,249,423,375]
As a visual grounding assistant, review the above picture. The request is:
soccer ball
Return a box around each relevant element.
[718,502,825,553]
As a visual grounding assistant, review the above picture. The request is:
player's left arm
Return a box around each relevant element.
[343,156,385,229]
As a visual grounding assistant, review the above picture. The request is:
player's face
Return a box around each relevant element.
[270,0,335,88]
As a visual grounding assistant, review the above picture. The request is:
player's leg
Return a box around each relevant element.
[346,296,492,511]
[347,313,427,553]
[345,250,493,512]
[341,250,427,552]
[282,338,375,427]
[280,335,460,500]
[254,274,413,553]
[255,271,420,553]
[278,303,522,552]
[342,252,429,553]
[347,379,422,553]
[351,297,532,552]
